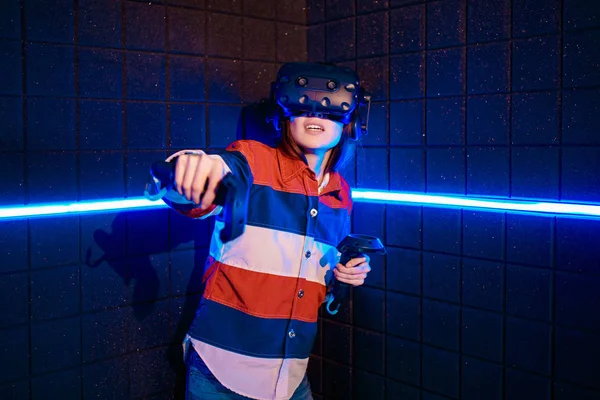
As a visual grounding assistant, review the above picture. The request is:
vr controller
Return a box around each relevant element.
[268,62,372,140]
[145,160,249,243]
[326,234,387,315]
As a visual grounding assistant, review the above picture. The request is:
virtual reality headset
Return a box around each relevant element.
[267,62,372,140]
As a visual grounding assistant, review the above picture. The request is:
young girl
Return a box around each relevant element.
[159,62,371,400]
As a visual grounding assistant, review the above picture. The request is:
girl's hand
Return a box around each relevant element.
[333,256,371,286]
[174,153,227,210]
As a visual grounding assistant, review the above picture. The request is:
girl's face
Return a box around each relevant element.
[289,115,344,155]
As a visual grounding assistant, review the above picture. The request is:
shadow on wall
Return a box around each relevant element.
[82,99,278,398]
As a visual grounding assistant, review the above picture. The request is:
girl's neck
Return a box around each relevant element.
[304,150,331,184]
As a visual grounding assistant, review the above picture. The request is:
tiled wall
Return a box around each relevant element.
[306,0,600,399]
[0,0,306,398]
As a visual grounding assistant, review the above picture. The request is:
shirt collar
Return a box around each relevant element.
[276,147,343,195]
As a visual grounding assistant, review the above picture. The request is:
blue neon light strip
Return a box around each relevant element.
[1,190,600,220]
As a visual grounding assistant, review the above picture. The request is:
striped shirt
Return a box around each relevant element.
[163,140,353,400]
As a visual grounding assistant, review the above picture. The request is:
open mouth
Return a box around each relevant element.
[305,123,325,132]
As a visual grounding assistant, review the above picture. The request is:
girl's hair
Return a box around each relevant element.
[277,112,359,173]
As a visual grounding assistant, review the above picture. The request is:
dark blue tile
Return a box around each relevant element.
[0,40,21,95]
[325,0,355,20]
[0,96,23,150]
[242,62,277,104]
[421,392,450,400]
[422,299,460,351]
[169,103,206,149]
[357,12,388,57]
[307,0,325,23]
[467,95,509,144]
[357,147,389,190]
[206,0,240,13]
[82,307,128,363]
[467,0,510,43]
[358,56,389,101]
[321,359,352,399]
[128,299,171,351]
[0,326,29,382]
[361,102,388,146]
[462,258,503,312]
[207,105,242,148]
[391,0,425,6]
[78,48,122,99]
[125,150,167,197]
[322,319,351,364]
[563,30,600,88]
[467,43,509,94]
[26,43,75,96]
[563,88,600,145]
[354,370,384,399]
[390,148,425,192]
[422,346,460,398]
[126,209,169,257]
[556,272,600,332]
[422,253,460,303]
[125,1,165,51]
[82,257,128,311]
[307,25,325,62]
[554,381,600,400]
[79,100,123,150]
[427,0,466,49]
[555,327,600,390]
[30,265,80,321]
[386,248,421,295]
[506,264,552,321]
[564,0,600,30]
[390,53,425,100]
[126,52,165,100]
[244,0,276,19]
[79,151,125,200]
[386,335,421,386]
[427,48,466,97]
[357,0,388,13]
[0,0,21,40]
[168,7,205,55]
[353,286,385,332]
[0,221,27,274]
[31,317,81,374]
[364,245,385,289]
[387,291,420,341]
[129,346,175,397]
[0,153,24,205]
[129,254,169,307]
[207,59,242,103]
[506,317,551,375]
[462,308,503,363]
[506,214,553,267]
[386,206,422,249]
[170,249,207,296]
[0,380,29,400]
[390,5,425,53]
[354,204,386,246]
[422,208,461,254]
[25,0,74,43]
[390,100,424,146]
[461,357,503,400]
[82,357,130,399]
[466,147,509,196]
[511,147,560,200]
[29,216,79,269]
[78,0,122,47]
[513,36,560,91]
[505,368,551,400]
[169,55,205,101]
[462,211,505,261]
[353,329,384,374]
[511,92,559,145]
[513,0,559,37]
[31,368,81,400]
[80,212,126,266]
[556,218,600,274]
[0,272,28,328]
[426,98,465,145]
[126,102,166,149]
[206,13,242,58]
[562,146,600,202]
[426,147,465,194]
[26,98,76,150]
[386,379,420,400]
[326,19,355,62]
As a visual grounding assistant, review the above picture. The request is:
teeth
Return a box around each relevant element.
[306,125,324,131]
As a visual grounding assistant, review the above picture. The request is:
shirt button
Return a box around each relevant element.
[298,289,304,298]
[310,208,318,217]
[305,250,311,258]
[288,329,296,339]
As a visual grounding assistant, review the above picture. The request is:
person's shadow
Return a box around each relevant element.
[83,99,278,399]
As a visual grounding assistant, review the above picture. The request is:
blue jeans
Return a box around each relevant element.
[185,348,313,400]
